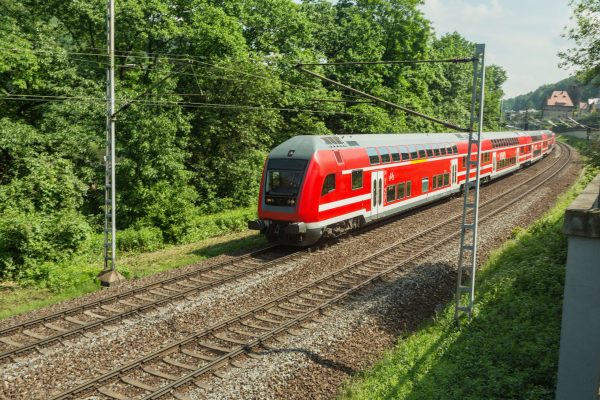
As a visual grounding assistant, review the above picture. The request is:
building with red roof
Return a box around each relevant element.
[542,91,575,120]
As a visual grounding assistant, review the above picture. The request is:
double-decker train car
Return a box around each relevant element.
[248,130,555,245]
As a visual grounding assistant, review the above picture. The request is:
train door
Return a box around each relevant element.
[516,147,520,166]
[370,170,384,218]
[492,152,497,173]
[451,159,458,186]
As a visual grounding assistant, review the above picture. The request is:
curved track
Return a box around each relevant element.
[51,143,571,399]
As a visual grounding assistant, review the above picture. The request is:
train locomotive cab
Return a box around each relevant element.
[248,136,324,246]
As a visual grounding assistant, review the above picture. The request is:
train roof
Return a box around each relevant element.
[269,130,553,160]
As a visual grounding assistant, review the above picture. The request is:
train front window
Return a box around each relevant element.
[265,159,307,198]
[267,170,304,196]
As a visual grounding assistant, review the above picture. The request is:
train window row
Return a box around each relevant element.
[462,152,491,167]
[496,156,517,170]
[491,137,519,148]
[368,144,459,166]
[432,172,450,189]
[386,181,412,202]
[530,135,543,142]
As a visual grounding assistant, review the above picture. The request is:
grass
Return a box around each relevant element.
[340,165,598,400]
[0,229,265,320]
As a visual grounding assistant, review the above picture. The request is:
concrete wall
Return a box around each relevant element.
[555,173,600,400]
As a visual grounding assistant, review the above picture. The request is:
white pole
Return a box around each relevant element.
[109,0,116,271]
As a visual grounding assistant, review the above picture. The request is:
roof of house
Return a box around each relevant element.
[547,91,574,107]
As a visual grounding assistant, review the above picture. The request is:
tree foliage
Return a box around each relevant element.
[0,0,507,280]
[560,0,600,85]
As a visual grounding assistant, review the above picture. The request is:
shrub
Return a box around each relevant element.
[0,208,92,280]
[182,207,256,243]
[117,226,164,253]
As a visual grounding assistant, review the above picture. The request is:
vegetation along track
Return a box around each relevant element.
[51,143,571,400]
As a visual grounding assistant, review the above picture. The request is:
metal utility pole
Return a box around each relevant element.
[454,43,486,322]
[98,0,125,287]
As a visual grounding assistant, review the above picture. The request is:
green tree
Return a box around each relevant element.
[560,0,600,85]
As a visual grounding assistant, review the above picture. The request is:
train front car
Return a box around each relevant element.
[248,136,323,246]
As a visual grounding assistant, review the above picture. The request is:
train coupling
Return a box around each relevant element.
[248,219,266,231]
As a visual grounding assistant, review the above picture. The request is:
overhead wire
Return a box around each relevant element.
[0,47,389,115]
[0,94,381,117]
[0,46,370,99]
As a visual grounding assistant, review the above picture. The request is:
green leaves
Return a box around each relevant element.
[560,0,600,85]
[0,0,509,284]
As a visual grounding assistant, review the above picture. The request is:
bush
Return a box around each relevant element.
[183,207,256,243]
[0,208,92,280]
[117,226,164,253]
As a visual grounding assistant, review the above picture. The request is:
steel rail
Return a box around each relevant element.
[0,244,287,358]
[52,143,571,400]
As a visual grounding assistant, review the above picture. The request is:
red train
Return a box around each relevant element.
[248,130,555,245]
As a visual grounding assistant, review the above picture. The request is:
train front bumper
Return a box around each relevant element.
[248,219,319,246]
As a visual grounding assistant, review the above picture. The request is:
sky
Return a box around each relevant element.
[420,0,576,99]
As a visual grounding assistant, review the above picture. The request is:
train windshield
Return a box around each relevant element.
[265,159,308,196]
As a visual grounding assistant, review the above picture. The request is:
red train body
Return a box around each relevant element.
[249,131,556,245]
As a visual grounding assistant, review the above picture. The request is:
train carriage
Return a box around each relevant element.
[249,130,555,245]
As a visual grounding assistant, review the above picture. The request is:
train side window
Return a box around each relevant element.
[386,185,396,202]
[452,145,458,154]
[409,145,418,159]
[443,172,449,186]
[378,146,391,163]
[432,175,438,189]
[321,173,335,195]
[439,145,446,156]
[433,144,440,157]
[418,145,426,159]
[406,181,412,197]
[422,178,429,193]
[397,182,405,199]
[390,147,401,162]
[351,170,363,190]
[367,147,380,165]
[437,174,443,188]
[426,145,434,158]
[400,146,410,161]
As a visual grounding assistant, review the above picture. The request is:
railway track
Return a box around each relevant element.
[0,244,303,362]
[51,143,571,399]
